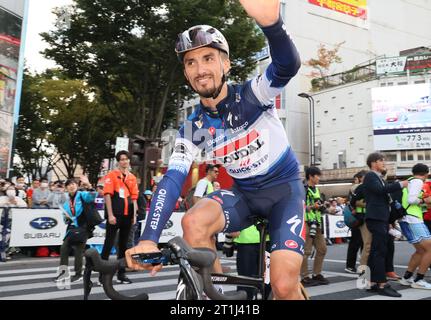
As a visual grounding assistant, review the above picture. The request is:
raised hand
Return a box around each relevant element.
[239,0,280,27]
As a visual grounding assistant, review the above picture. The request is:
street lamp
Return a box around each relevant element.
[298,93,315,166]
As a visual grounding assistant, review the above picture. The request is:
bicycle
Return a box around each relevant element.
[210,217,310,300]
[83,217,310,300]
[83,236,247,300]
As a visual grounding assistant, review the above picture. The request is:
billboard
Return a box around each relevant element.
[0,5,24,177]
[372,84,431,150]
[308,0,368,20]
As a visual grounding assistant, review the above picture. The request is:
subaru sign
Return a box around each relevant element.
[30,217,58,230]
[336,220,346,229]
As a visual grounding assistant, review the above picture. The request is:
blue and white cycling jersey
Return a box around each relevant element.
[141,17,302,243]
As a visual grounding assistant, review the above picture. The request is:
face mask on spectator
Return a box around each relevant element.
[41,183,49,188]
[16,183,25,188]
[6,190,15,198]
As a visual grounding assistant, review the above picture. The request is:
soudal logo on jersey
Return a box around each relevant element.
[213,129,265,164]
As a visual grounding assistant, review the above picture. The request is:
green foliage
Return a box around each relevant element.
[41,0,265,139]
[15,69,118,183]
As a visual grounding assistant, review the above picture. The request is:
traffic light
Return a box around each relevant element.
[128,138,146,167]
[146,146,162,169]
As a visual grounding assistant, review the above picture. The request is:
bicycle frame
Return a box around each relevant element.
[211,218,271,300]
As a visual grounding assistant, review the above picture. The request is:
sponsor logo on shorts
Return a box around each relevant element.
[211,195,223,205]
[285,240,298,249]
[208,127,216,136]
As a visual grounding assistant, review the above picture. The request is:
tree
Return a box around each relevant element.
[304,42,345,80]
[41,0,265,140]
[14,69,55,180]
[15,69,119,183]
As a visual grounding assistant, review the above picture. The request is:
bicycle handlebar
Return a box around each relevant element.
[84,236,247,300]
[84,249,149,300]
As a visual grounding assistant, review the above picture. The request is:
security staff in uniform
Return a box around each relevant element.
[101,150,139,284]
[301,167,329,286]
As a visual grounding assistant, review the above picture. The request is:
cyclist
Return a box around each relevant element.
[126,0,305,300]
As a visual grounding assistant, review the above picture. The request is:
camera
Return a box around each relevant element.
[308,221,318,239]
[222,234,235,257]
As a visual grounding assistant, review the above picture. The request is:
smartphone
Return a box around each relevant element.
[131,252,167,266]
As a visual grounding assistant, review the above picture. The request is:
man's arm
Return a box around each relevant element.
[140,133,198,245]
[241,1,301,108]
[407,179,424,205]
[363,173,404,196]
[192,179,208,205]
[239,0,280,27]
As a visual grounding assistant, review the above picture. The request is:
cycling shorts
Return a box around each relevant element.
[206,179,305,255]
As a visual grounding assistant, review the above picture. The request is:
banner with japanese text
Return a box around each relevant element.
[308,0,367,20]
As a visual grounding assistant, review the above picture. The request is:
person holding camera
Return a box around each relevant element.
[301,167,329,286]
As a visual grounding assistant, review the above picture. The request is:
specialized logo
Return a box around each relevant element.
[227,113,233,127]
[30,217,58,230]
[176,278,187,300]
[285,240,298,249]
[164,220,174,229]
[336,221,346,229]
[286,215,301,235]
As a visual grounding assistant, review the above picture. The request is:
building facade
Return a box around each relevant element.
[0,0,27,177]
[178,0,431,168]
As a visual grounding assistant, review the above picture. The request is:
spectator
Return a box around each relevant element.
[350,171,374,276]
[0,179,9,196]
[0,184,28,260]
[398,163,431,289]
[54,177,97,283]
[15,181,28,204]
[345,171,366,274]
[0,184,28,207]
[192,164,220,205]
[95,184,105,210]
[363,152,407,297]
[47,181,67,209]
[424,179,431,234]
[32,178,51,209]
[328,199,343,216]
[26,179,40,208]
[49,181,56,192]
[151,183,157,194]
[213,181,221,191]
[301,167,329,286]
[101,150,139,284]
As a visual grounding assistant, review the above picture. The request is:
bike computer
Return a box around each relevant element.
[131,252,168,266]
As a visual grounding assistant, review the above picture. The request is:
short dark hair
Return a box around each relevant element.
[306,166,322,180]
[115,150,130,162]
[353,170,367,180]
[206,164,220,174]
[65,178,78,187]
[412,163,429,176]
[366,152,385,168]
